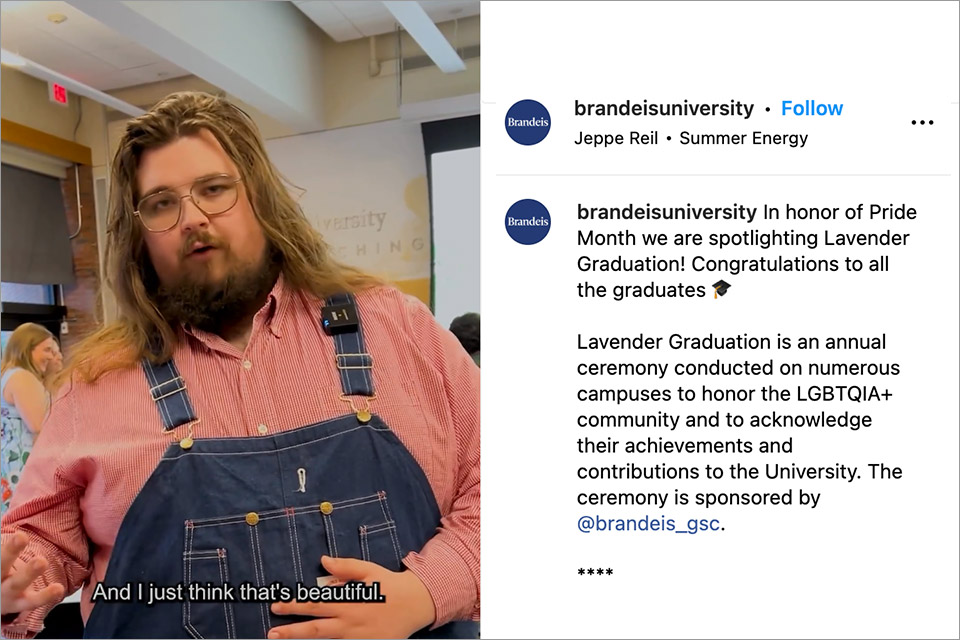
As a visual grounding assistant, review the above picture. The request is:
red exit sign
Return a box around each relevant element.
[48,82,68,106]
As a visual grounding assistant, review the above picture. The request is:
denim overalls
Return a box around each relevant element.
[83,295,477,639]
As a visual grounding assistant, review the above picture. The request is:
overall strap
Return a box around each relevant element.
[325,293,375,397]
[141,358,197,431]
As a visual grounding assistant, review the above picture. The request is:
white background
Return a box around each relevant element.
[481,2,959,638]
[432,147,482,328]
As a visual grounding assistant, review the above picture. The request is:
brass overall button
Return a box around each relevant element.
[245,512,260,526]
[179,437,194,450]
[319,502,333,515]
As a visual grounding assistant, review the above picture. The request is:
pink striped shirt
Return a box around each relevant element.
[0,278,480,638]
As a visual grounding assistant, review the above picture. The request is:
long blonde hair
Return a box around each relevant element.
[68,92,381,382]
[1,323,55,380]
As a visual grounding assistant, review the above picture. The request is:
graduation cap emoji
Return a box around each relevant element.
[713,280,731,299]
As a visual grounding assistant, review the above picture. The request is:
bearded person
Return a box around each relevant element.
[0,92,479,640]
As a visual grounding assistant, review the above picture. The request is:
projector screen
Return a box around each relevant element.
[430,146,481,330]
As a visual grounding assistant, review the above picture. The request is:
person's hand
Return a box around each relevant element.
[268,556,436,639]
[1,533,65,617]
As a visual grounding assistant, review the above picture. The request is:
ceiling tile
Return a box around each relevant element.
[422,1,480,22]
[93,66,158,91]
[148,59,190,78]
[27,3,130,52]
[0,14,31,48]
[1,0,190,90]
[322,21,365,42]
[333,1,386,20]
[297,0,480,41]
[356,17,400,38]
[1,24,119,79]
[88,44,162,70]
[52,52,122,86]
[292,1,346,23]
[292,1,364,42]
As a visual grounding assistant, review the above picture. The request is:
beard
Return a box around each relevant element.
[153,239,282,335]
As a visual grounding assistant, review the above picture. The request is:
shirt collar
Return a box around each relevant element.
[265,272,290,338]
[181,272,291,347]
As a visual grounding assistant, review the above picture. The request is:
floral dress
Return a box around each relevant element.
[1,368,36,516]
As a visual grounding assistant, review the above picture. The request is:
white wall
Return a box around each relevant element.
[431,147,481,328]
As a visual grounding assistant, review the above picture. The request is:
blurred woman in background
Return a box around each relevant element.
[1,323,60,515]
[43,339,64,392]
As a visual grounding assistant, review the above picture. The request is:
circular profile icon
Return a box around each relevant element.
[505,199,551,245]
[505,100,551,145]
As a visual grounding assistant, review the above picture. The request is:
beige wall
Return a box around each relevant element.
[1,67,107,340]
[321,19,480,130]
[1,66,111,170]
[1,66,115,322]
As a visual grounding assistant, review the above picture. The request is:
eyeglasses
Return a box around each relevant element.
[134,174,243,232]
